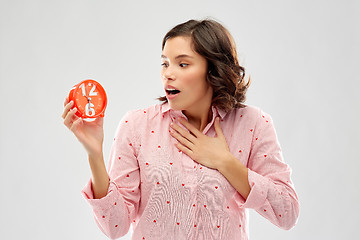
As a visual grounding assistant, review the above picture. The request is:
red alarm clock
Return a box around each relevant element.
[68,79,107,120]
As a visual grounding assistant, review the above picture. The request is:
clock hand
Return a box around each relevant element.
[88,97,91,111]
[82,92,91,113]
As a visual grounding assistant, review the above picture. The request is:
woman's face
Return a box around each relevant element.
[161,36,213,112]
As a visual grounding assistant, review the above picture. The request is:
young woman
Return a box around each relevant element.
[62,19,299,240]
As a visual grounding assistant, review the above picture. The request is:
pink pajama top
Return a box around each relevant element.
[81,102,299,240]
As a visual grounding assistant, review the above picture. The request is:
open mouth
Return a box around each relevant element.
[166,89,181,95]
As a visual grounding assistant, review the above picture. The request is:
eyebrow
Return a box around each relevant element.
[161,54,194,60]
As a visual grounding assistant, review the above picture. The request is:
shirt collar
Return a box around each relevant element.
[160,102,227,120]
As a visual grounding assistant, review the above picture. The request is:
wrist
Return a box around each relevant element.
[88,152,104,163]
[217,152,251,199]
[218,152,245,173]
[217,152,234,172]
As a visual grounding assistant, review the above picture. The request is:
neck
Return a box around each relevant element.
[182,103,213,132]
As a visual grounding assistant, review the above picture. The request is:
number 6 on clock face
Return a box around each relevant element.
[85,102,95,117]
[68,79,107,120]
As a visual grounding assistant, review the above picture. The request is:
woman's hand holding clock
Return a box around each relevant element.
[62,80,107,158]
[62,97,104,158]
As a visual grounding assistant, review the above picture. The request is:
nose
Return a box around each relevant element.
[162,65,175,81]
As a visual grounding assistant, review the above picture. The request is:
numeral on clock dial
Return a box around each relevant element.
[79,83,98,96]
[85,103,95,116]
[89,84,98,96]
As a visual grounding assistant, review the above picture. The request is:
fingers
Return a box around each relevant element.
[64,97,69,107]
[178,118,202,138]
[170,125,195,149]
[69,117,83,133]
[170,122,197,144]
[63,107,78,128]
[62,98,80,131]
[62,98,74,119]
[174,142,193,159]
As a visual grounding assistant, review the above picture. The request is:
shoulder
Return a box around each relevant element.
[226,104,275,138]
[230,104,272,123]
[114,104,163,142]
[121,103,164,124]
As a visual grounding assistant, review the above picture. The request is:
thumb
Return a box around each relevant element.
[94,116,104,126]
[214,117,225,138]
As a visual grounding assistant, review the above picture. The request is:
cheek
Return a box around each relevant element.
[183,70,207,90]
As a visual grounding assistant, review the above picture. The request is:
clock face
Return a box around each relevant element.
[69,80,107,119]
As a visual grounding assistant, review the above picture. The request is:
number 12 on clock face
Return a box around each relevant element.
[68,79,107,120]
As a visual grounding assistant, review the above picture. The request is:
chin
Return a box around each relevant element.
[168,101,185,111]
[168,102,181,111]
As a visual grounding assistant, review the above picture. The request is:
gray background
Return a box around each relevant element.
[0,0,359,239]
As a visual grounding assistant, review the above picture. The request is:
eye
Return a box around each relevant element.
[179,63,188,68]
[161,62,169,68]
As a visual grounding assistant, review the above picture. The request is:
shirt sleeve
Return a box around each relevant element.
[234,109,300,230]
[81,110,141,239]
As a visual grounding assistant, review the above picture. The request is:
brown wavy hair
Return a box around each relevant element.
[157,19,251,112]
